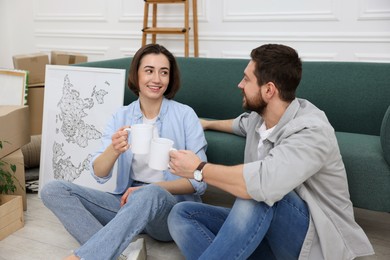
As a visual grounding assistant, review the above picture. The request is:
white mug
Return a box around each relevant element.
[124,124,154,154]
[148,138,176,171]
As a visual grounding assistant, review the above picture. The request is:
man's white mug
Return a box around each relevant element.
[125,124,154,154]
[148,138,176,171]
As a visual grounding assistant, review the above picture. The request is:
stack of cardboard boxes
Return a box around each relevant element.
[0,106,31,209]
[0,106,30,240]
[0,50,87,240]
[12,53,48,135]
[12,51,88,135]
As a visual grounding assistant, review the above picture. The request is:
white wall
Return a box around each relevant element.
[1,0,389,69]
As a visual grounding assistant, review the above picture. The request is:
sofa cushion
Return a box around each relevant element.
[202,130,245,208]
[381,105,390,165]
[204,130,245,166]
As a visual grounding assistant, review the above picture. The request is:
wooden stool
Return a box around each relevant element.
[142,0,198,57]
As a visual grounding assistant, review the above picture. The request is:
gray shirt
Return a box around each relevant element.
[232,98,374,260]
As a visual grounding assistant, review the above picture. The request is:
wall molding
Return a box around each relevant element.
[120,47,207,58]
[3,0,389,67]
[36,45,108,57]
[118,0,207,23]
[358,8,390,20]
[221,51,338,61]
[223,11,339,22]
[33,14,107,22]
[220,51,249,59]
[223,0,339,22]
[34,30,390,43]
[358,0,390,20]
[355,53,390,62]
[33,0,108,22]
[119,48,139,57]
[34,30,139,40]
[299,52,338,61]
[200,32,390,43]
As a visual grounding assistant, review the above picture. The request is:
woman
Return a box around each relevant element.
[41,44,207,260]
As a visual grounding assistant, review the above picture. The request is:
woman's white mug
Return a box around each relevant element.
[124,124,154,154]
[148,138,176,171]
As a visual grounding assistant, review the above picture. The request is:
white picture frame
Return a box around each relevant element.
[39,65,126,194]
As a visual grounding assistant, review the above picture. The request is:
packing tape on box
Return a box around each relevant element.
[69,55,76,64]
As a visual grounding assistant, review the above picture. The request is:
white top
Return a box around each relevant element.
[257,121,276,159]
[131,116,165,183]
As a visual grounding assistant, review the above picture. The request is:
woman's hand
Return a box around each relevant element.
[92,125,130,178]
[120,186,142,207]
[111,126,130,155]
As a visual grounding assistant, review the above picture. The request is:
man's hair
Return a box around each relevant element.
[128,43,180,99]
[250,44,302,102]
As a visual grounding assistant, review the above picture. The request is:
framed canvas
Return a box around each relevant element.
[38,65,126,194]
[0,69,28,105]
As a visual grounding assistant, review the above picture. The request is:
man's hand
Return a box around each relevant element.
[199,119,234,133]
[199,118,210,130]
[120,186,141,207]
[169,150,201,179]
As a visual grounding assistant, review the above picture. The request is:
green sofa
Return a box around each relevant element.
[76,58,390,212]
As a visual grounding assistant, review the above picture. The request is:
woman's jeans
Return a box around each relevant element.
[168,191,309,260]
[40,180,177,260]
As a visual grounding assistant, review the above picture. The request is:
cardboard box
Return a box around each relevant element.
[27,85,45,135]
[1,150,27,210]
[0,106,31,159]
[0,195,24,240]
[51,51,88,65]
[13,53,49,85]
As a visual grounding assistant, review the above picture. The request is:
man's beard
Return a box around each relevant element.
[243,91,267,115]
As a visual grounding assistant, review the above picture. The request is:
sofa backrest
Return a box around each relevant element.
[175,57,247,120]
[75,58,390,136]
[298,62,390,136]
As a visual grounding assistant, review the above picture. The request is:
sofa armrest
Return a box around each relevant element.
[380,105,390,165]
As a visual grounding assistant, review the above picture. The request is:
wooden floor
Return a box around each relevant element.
[0,193,389,260]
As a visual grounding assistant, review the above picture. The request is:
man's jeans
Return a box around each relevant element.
[168,191,309,260]
[41,180,177,260]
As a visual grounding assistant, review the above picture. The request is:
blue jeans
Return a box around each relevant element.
[41,180,177,260]
[168,191,309,260]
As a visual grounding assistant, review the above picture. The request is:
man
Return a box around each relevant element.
[167,44,374,259]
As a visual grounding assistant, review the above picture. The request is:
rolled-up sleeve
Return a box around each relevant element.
[182,108,208,195]
[89,113,117,184]
[232,112,251,137]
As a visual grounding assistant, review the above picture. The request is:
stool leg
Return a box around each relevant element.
[184,0,189,57]
[142,2,149,46]
[152,3,157,44]
[192,0,199,57]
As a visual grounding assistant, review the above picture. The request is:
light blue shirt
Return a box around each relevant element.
[90,98,208,202]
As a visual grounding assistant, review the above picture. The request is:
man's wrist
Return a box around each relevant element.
[194,161,207,182]
[200,162,208,181]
